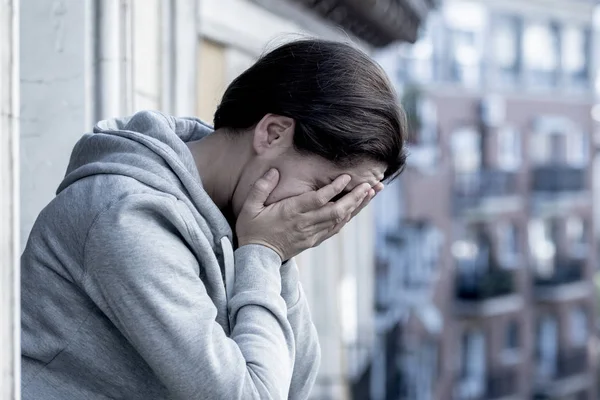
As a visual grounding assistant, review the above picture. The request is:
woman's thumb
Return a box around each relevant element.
[245,169,279,208]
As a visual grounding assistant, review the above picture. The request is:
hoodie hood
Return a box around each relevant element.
[57,110,232,244]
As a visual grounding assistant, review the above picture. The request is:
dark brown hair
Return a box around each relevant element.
[214,39,407,181]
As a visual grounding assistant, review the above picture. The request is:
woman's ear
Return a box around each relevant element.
[252,114,295,156]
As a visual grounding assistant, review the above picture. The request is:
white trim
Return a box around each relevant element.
[199,0,366,58]
[0,0,20,398]
[172,0,198,116]
[199,0,307,57]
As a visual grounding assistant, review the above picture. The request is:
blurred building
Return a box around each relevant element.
[17,1,435,400]
[373,0,600,399]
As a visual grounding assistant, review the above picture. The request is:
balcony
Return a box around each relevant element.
[456,268,515,301]
[533,259,591,301]
[531,165,586,193]
[534,259,585,287]
[455,268,522,316]
[453,170,520,215]
[487,368,519,399]
[455,369,519,400]
[535,348,591,398]
[557,348,588,379]
[289,0,438,47]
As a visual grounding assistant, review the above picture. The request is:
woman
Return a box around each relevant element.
[21,39,407,399]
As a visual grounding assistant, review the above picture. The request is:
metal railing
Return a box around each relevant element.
[535,348,589,394]
[455,268,515,301]
[557,348,588,379]
[454,368,518,400]
[531,165,586,193]
[453,170,518,213]
[534,259,585,287]
[487,368,518,399]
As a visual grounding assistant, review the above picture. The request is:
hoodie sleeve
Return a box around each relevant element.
[82,193,294,400]
[280,260,321,400]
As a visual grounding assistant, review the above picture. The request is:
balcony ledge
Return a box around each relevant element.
[534,281,593,302]
[455,293,524,317]
[288,0,436,46]
[457,195,523,220]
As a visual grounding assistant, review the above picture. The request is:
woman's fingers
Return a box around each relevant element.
[292,174,351,212]
[306,182,371,225]
[307,182,382,240]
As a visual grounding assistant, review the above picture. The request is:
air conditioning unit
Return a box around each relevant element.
[479,94,505,128]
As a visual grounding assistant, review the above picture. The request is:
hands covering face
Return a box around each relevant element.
[236,169,383,261]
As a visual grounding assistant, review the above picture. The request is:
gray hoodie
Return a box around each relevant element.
[21,110,321,400]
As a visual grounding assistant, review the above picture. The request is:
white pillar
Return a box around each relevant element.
[160,0,198,116]
[94,0,134,120]
[172,0,198,116]
[0,0,20,398]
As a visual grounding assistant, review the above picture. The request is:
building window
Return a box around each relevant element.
[562,26,589,88]
[536,315,558,381]
[404,93,439,171]
[523,22,560,88]
[497,222,520,268]
[402,34,435,84]
[570,306,588,347]
[402,341,438,400]
[566,216,588,258]
[501,319,521,365]
[505,319,520,350]
[444,1,485,87]
[405,223,443,289]
[566,130,588,166]
[458,330,486,398]
[452,128,481,173]
[530,117,586,166]
[493,15,521,86]
[497,126,521,171]
[449,29,481,86]
[528,219,557,276]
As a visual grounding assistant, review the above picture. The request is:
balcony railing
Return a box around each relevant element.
[557,348,588,379]
[487,368,518,399]
[291,0,436,46]
[536,348,589,389]
[454,369,518,400]
[531,165,586,193]
[455,268,515,301]
[454,170,518,213]
[534,259,585,287]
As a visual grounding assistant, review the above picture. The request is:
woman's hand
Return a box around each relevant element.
[236,169,378,261]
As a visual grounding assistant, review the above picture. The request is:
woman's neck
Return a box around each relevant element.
[186,130,250,214]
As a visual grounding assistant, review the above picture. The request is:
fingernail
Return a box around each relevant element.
[369,189,375,197]
[265,169,277,179]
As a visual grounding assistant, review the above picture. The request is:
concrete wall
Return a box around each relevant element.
[20,0,197,246]
[20,0,92,247]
